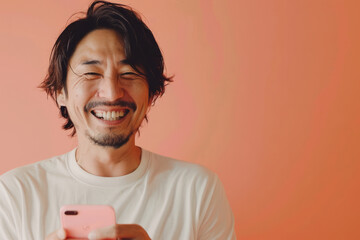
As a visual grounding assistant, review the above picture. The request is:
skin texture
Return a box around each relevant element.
[46,29,152,239]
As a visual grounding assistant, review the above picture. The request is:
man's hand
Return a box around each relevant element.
[88,224,151,240]
[45,229,66,240]
[45,224,151,240]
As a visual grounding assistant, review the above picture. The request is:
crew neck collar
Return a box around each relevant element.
[66,148,150,188]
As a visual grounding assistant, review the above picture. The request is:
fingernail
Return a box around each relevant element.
[88,232,96,240]
[57,229,66,239]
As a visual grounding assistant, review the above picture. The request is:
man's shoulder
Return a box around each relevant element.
[146,150,218,182]
[0,150,72,185]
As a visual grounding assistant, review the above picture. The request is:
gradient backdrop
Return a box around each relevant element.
[1,0,359,239]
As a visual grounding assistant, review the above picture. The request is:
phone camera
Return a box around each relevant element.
[64,210,78,215]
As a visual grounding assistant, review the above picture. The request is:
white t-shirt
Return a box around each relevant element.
[0,149,236,239]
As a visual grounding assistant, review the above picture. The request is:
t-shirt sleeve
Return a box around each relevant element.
[197,173,236,240]
[0,176,20,239]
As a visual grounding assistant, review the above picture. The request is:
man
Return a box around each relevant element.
[0,1,235,239]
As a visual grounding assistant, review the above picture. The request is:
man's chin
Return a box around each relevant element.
[87,132,133,149]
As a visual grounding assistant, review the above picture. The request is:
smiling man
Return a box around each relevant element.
[56,28,150,178]
[0,1,235,239]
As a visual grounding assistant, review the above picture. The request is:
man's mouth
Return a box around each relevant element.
[91,109,130,121]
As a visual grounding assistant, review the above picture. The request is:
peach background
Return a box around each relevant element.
[1,0,359,239]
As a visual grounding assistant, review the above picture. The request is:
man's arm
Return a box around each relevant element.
[0,177,20,239]
[198,174,236,240]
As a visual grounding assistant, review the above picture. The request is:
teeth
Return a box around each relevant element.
[94,112,103,118]
[93,110,127,121]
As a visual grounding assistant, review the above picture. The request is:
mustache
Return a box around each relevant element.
[84,99,137,112]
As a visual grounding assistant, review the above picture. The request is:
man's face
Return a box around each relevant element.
[57,29,150,148]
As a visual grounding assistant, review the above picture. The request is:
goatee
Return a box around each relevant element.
[88,131,133,149]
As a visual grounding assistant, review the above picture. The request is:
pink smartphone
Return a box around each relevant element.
[60,205,116,239]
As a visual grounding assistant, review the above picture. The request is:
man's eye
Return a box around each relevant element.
[84,72,101,76]
[83,72,101,79]
[120,72,140,80]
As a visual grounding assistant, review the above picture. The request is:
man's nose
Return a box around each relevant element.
[98,74,124,100]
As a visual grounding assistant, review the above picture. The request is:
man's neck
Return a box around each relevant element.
[75,135,141,177]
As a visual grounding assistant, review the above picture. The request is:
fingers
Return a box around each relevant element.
[45,229,66,240]
[88,224,151,240]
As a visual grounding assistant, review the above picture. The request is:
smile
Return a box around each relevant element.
[91,109,130,121]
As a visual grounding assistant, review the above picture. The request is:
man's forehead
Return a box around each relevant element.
[70,45,126,65]
[70,29,126,66]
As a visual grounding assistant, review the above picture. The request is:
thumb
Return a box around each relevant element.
[56,229,66,239]
[88,225,116,240]
[45,228,66,240]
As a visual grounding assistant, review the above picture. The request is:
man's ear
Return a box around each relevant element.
[56,88,66,107]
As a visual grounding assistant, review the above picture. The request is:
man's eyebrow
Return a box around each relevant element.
[78,59,134,68]
[80,59,130,65]
[119,59,130,65]
[81,60,101,65]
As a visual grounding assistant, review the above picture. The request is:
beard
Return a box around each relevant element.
[87,130,133,149]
